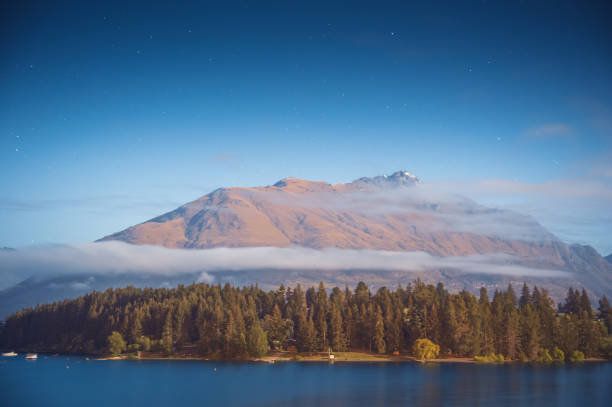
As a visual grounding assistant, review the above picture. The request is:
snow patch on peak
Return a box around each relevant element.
[350,170,421,189]
[389,170,419,180]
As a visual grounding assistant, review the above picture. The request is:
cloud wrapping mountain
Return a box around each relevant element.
[0,241,570,290]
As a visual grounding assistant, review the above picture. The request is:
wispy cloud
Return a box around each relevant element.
[429,174,612,254]
[523,123,573,139]
[589,152,612,179]
[0,195,182,213]
[0,242,570,290]
[210,152,243,169]
[441,178,612,200]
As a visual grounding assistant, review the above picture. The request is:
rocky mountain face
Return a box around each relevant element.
[605,254,612,264]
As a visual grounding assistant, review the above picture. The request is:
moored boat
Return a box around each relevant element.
[2,351,18,357]
[25,353,38,360]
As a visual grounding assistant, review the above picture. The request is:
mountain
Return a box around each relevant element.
[99,170,557,259]
[605,254,612,264]
[96,171,611,299]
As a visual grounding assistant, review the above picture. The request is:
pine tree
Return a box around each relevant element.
[174,300,187,350]
[130,309,143,344]
[296,310,316,352]
[532,287,556,350]
[383,302,401,354]
[313,282,328,351]
[519,283,531,309]
[579,289,593,318]
[265,304,288,346]
[230,305,247,357]
[519,304,540,360]
[440,297,457,355]
[503,289,519,359]
[555,314,579,356]
[343,304,354,350]
[561,288,579,314]
[329,304,346,352]
[598,296,612,334]
[478,287,494,354]
[372,306,386,354]
[355,282,370,306]
[162,311,173,355]
[506,284,518,308]
[463,293,482,357]
[223,310,235,356]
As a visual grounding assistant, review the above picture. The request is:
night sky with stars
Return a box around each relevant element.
[1,1,611,253]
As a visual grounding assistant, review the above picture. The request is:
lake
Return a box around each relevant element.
[1,356,610,406]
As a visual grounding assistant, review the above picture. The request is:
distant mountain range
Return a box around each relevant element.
[605,254,612,264]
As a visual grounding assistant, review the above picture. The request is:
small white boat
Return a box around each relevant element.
[25,353,38,360]
[2,352,17,357]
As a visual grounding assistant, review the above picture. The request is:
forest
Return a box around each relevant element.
[1,280,611,361]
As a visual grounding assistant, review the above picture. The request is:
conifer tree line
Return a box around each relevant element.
[1,280,611,360]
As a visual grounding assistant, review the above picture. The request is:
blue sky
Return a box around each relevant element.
[1,1,611,253]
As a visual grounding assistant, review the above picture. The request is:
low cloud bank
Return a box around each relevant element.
[0,242,570,289]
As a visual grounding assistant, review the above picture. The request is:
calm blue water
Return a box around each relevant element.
[1,355,610,406]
